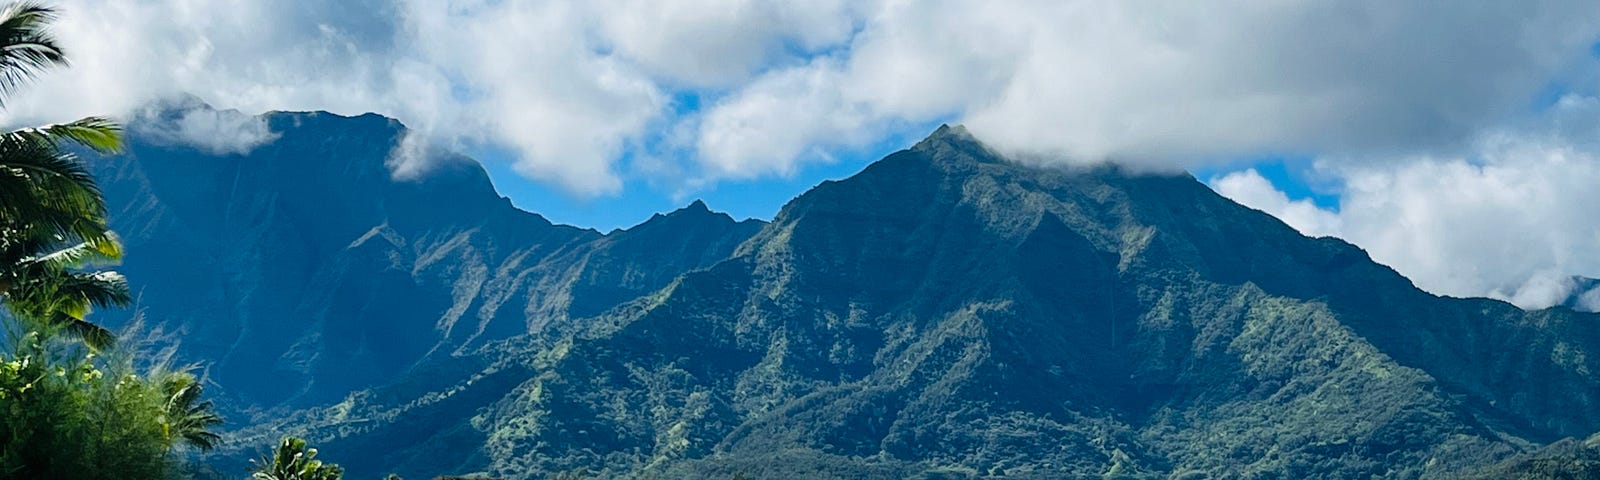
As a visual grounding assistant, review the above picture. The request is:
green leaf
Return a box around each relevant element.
[0,1,64,103]
[5,116,123,154]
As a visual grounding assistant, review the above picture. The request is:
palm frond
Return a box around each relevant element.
[0,0,130,356]
[181,428,223,452]
[0,1,63,102]
[5,116,123,154]
[3,267,129,330]
[0,137,102,203]
[61,269,129,308]
[21,238,121,272]
[160,373,224,450]
[0,140,110,245]
[58,313,114,351]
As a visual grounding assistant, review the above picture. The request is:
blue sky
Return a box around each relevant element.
[474,124,940,230]
[488,139,1340,232]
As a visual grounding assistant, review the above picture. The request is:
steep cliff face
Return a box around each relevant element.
[89,105,763,410]
[210,126,1600,479]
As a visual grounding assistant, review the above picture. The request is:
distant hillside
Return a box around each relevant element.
[1463,432,1600,479]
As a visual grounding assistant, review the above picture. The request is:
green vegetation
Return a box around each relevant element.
[159,372,223,451]
[210,123,1600,479]
[0,1,126,353]
[0,2,227,478]
[250,437,344,480]
[0,334,211,479]
[1464,433,1600,479]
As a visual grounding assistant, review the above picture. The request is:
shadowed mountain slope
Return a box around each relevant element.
[90,104,764,411]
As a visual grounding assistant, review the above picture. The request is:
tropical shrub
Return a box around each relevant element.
[0,2,221,478]
[251,437,344,480]
[0,333,171,479]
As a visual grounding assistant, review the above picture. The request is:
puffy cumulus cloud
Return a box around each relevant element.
[0,0,865,196]
[0,0,457,176]
[1506,272,1592,312]
[592,0,867,88]
[1330,138,1600,309]
[398,0,665,194]
[1208,169,1341,238]
[7,0,1600,303]
[1211,97,1600,311]
[2,0,411,126]
[695,59,878,180]
[696,0,1600,174]
[11,1,1597,196]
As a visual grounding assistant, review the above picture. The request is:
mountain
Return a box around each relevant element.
[140,124,1600,480]
[89,103,764,412]
[126,124,1598,479]
[1463,431,1600,479]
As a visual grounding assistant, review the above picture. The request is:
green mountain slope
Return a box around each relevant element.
[215,125,1600,479]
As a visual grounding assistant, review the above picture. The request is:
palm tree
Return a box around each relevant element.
[252,437,345,480]
[0,231,128,349]
[158,372,223,451]
[0,1,126,350]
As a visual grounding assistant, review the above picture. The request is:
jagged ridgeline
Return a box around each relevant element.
[93,105,1600,479]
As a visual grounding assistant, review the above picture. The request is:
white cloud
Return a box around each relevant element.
[592,0,865,88]
[135,103,279,155]
[695,59,878,180]
[1332,138,1600,308]
[697,0,1600,175]
[1211,106,1600,311]
[1505,271,1585,311]
[1,0,856,196]
[4,0,1600,307]
[398,0,668,195]
[1208,169,1341,238]
[1580,286,1600,312]
[0,0,883,196]
[8,1,1595,196]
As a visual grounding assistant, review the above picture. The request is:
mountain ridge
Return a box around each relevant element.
[88,105,1600,479]
[189,122,1600,479]
[92,103,766,412]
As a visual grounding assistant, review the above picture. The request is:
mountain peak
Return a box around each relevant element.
[662,199,720,221]
[929,123,970,138]
[907,123,999,169]
[917,123,976,148]
[612,200,749,236]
